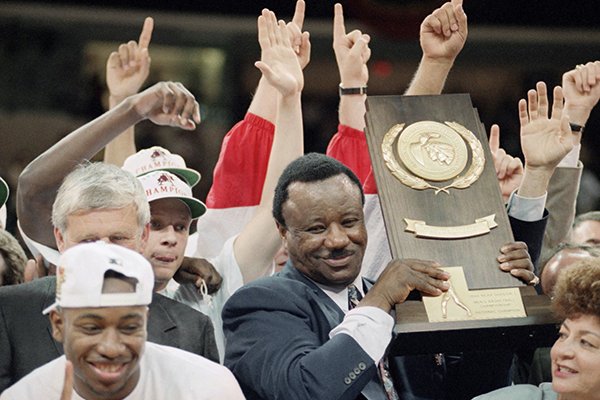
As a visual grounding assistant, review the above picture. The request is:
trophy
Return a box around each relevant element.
[364,94,557,355]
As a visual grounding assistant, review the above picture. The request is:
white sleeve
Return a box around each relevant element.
[329,306,394,362]
[506,190,546,222]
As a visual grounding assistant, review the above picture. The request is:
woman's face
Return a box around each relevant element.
[551,315,600,399]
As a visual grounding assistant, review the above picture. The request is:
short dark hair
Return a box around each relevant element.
[573,211,600,229]
[102,269,138,293]
[552,258,600,321]
[272,153,365,227]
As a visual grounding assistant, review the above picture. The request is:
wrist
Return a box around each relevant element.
[123,94,148,125]
[360,291,393,313]
[421,55,455,69]
[339,76,368,87]
[109,94,128,109]
[517,165,554,198]
[279,91,302,106]
[564,104,592,126]
[338,84,367,97]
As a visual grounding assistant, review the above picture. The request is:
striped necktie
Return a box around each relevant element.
[347,284,362,310]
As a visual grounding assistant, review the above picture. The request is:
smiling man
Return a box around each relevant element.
[0,242,243,400]
[223,153,452,400]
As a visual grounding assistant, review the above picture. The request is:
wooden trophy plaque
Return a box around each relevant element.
[364,94,557,355]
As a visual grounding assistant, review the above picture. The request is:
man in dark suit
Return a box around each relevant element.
[0,162,218,393]
[223,153,452,400]
[223,153,542,400]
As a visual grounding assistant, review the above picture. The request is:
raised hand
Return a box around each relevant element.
[106,17,154,103]
[419,0,467,63]
[286,0,311,70]
[519,82,573,171]
[333,3,371,88]
[255,9,304,98]
[362,259,450,313]
[563,61,600,127]
[497,241,537,285]
[131,81,200,130]
[489,124,523,202]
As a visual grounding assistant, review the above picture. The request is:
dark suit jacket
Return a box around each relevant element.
[0,276,219,393]
[223,265,386,400]
[223,216,548,400]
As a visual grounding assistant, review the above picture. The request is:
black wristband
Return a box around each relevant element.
[569,122,585,134]
[338,84,367,96]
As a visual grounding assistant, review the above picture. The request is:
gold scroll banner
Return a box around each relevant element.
[404,214,497,239]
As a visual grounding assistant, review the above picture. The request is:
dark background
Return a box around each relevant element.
[1,0,600,235]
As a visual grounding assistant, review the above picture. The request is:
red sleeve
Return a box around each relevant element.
[205,113,275,208]
[326,124,378,195]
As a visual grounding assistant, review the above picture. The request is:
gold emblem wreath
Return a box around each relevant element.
[382,121,484,194]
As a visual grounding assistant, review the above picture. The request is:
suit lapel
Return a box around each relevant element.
[279,264,346,330]
[147,293,177,339]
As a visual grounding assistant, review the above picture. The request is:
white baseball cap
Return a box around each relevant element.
[42,242,154,314]
[123,146,201,188]
[0,177,8,208]
[138,171,206,219]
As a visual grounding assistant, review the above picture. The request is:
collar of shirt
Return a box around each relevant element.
[314,275,365,313]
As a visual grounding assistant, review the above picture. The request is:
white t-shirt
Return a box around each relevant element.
[0,342,245,400]
[168,235,244,363]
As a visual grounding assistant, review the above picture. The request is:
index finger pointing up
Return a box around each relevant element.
[333,3,346,40]
[291,0,305,31]
[489,124,500,153]
[139,17,154,49]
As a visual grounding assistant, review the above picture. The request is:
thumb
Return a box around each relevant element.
[60,360,74,400]
[298,31,311,66]
[255,61,276,84]
[23,259,39,282]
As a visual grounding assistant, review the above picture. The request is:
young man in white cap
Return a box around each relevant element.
[136,170,206,294]
[0,242,244,400]
[135,168,241,361]
[120,146,222,293]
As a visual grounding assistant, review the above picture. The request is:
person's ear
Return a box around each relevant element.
[49,310,65,343]
[139,223,150,252]
[54,228,66,253]
[276,222,288,249]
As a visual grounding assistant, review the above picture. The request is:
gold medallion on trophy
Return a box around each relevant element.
[382,121,484,194]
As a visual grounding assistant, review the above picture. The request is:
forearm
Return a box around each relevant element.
[516,166,554,199]
[17,98,143,245]
[339,94,367,131]
[540,165,581,261]
[247,76,279,124]
[235,93,303,282]
[404,56,453,96]
[103,95,137,166]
